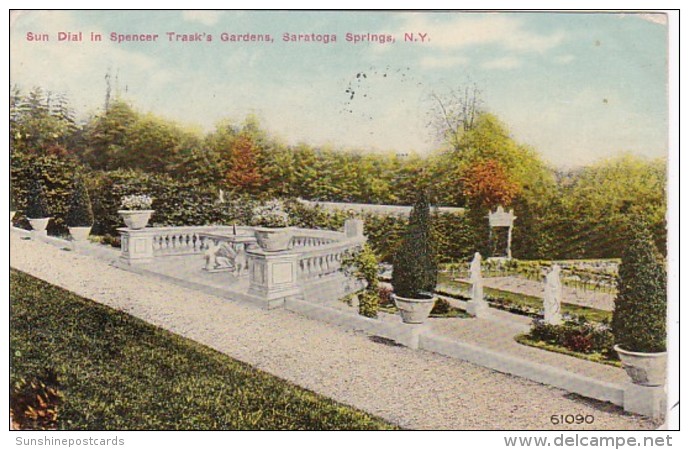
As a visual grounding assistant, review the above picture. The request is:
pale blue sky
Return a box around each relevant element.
[10,10,668,167]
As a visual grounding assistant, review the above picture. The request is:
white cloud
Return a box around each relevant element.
[419,55,469,69]
[181,11,223,26]
[481,56,521,70]
[397,13,565,53]
[554,54,575,65]
[10,11,176,119]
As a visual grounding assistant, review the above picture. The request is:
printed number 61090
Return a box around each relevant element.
[551,414,594,425]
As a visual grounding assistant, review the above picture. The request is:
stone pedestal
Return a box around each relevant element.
[247,249,300,308]
[624,384,666,419]
[344,219,364,238]
[466,300,490,318]
[119,228,154,265]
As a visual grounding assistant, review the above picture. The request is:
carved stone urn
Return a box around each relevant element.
[254,227,294,252]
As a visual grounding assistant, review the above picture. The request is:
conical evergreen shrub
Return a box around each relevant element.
[611,222,667,353]
[391,192,438,298]
[26,180,50,219]
[66,177,94,227]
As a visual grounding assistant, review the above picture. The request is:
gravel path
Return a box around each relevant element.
[9,233,655,430]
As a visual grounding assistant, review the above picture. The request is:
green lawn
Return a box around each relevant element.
[10,269,398,430]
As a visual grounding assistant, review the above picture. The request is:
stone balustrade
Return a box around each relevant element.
[297,242,357,281]
[118,219,367,307]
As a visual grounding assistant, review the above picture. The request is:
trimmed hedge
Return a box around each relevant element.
[10,152,80,234]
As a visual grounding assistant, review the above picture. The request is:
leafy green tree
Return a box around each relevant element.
[10,86,77,155]
[611,222,666,353]
[81,100,138,170]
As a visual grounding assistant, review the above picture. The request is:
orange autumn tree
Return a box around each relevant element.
[226,134,265,194]
[461,159,520,210]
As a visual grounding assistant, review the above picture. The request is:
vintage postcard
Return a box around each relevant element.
[7,8,678,439]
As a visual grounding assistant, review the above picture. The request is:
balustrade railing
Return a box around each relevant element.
[296,241,363,281]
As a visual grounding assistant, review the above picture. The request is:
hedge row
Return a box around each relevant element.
[10,153,664,261]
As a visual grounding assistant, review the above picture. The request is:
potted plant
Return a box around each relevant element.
[26,179,51,233]
[612,222,667,386]
[251,199,293,252]
[66,177,94,242]
[118,194,154,230]
[391,192,438,324]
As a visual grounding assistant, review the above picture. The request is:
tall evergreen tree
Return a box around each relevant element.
[391,191,438,297]
[611,222,667,353]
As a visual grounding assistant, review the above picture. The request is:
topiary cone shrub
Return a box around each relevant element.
[25,179,50,219]
[66,177,94,227]
[391,191,438,298]
[611,222,667,353]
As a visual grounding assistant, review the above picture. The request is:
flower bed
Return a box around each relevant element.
[516,318,620,367]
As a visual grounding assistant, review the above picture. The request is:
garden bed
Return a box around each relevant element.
[10,269,397,430]
[515,334,621,368]
[436,273,612,323]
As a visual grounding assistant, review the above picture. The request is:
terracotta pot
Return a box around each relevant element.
[614,344,667,387]
[118,210,154,230]
[69,226,92,242]
[28,217,51,232]
[393,293,436,324]
[254,227,293,252]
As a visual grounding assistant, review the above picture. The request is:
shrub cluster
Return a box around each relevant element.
[342,244,380,318]
[10,369,62,430]
[527,318,615,358]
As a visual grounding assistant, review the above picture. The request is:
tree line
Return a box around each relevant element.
[9,85,667,259]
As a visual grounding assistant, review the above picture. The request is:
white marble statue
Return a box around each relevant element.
[469,252,484,302]
[544,264,563,325]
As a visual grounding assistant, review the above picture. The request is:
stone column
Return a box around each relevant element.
[119,228,155,265]
[247,249,300,309]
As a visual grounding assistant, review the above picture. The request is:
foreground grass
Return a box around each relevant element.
[437,273,612,323]
[10,269,398,430]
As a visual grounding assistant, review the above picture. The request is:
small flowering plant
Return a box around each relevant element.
[251,200,291,228]
[120,194,153,211]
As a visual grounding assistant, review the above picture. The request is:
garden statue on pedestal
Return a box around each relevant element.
[466,252,490,317]
[543,264,563,325]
